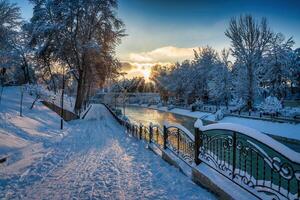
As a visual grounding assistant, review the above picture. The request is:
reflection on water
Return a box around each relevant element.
[120,106,197,134]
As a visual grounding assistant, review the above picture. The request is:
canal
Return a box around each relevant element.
[119,105,300,152]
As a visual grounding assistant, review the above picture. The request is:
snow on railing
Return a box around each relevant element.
[194,119,300,163]
[194,119,300,200]
[163,121,195,141]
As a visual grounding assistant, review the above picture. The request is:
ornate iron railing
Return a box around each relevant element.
[104,103,300,200]
[150,124,164,149]
[195,120,300,200]
[164,122,195,165]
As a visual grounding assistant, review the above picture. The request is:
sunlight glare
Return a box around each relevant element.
[142,69,151,81]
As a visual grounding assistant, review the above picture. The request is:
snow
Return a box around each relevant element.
[0,87,216,199]
[257,96,282,114]
[218,116,300,141]
[134,104,300,141]
[195,119,300,163]
[0,86,68,175]
[25,84,76,112]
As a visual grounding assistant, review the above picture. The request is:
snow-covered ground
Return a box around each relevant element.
[0,87,216,199]
[137,104,300,141]
[0,87,68,175]
[25,84,76,112]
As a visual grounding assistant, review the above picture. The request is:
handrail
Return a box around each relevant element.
[164,121,195,141]
[195,118,300,200]
[194,119,300,163]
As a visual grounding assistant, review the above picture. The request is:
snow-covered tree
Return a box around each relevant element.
[258,33,295,99]
[258,96,282,114]
[150,64,172,103]
[225,15,273,109]
[0,0,23,83]
[152,46,231,105]
[207,49,232,106]
[110,77,155,93]
[28,0,125,112]
[291,48,300,97]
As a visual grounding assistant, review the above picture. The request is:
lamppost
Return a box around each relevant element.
[60,67,65,129]
[123,88,127,116]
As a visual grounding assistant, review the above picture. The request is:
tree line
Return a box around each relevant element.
[151,15,300,110]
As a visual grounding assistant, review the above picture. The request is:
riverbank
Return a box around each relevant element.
[127,104,300,142]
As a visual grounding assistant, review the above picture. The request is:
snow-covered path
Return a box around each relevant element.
[1,104,215,200]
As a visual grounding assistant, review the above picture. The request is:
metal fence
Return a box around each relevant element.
[103,103,300,200]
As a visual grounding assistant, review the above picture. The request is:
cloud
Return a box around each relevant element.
[121,62,136,71]
[128,46,196,63]
[120,61,172,79]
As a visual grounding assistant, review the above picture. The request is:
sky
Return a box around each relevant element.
[11,0,300,79]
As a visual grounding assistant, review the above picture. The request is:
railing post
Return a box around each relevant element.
[194,127,201,165]
[232,132,237,180]
[163,125,168,149]
[149,123,153,143]
[139,124,142,140]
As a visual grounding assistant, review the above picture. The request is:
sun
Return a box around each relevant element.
[142,69,151,81]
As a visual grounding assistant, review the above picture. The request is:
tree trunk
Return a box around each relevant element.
[247,63,254,110]
[44,57,57,94]
[22,56,30,84]
[74,70,86,113]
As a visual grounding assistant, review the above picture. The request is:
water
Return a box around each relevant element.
[120,105,300,152]
[120,106,197,133]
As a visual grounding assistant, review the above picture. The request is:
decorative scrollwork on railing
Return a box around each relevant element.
[200,133,234,179]
[199,128,300,200]
[165,126,195,164]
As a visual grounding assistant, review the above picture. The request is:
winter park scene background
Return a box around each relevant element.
[0,0,300,199]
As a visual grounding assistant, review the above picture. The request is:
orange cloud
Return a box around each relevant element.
[128,46,196,63]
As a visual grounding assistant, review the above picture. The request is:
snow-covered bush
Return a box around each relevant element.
[25,84,56,109]
[167,104,175,110]
[229,98,245,112]
[26,84,55,100]
[214,108,226,121]
[258,96,282,114]
[120,115,130,122]
[280,107,300,118]
[157,102,163,107]
[190,100,203,111]
[115,108,122,116]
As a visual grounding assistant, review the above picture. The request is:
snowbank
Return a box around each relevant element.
[0,86,69,175]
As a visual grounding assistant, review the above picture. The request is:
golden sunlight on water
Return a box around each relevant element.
[120,106,197,133]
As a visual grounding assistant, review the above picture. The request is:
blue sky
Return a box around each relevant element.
[11,0,300,72]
